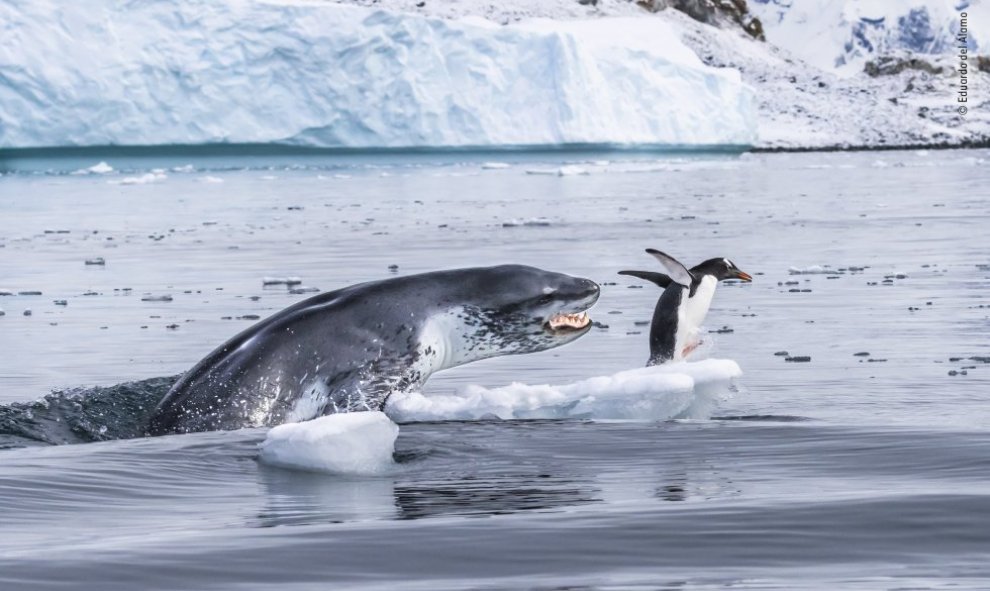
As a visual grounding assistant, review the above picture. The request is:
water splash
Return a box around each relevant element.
[0,376,177,446]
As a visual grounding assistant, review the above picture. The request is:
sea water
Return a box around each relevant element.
[0,148,988,589]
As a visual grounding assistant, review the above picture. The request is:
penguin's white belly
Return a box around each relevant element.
[674,276,718,360]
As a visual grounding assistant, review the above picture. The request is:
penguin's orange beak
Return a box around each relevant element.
[734,270,753,282]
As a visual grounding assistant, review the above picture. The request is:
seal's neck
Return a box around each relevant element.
[416,307,481,374]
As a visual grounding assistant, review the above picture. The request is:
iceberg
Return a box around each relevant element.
[0,0,755,150]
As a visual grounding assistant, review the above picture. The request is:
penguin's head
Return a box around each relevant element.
[692,258,753,283]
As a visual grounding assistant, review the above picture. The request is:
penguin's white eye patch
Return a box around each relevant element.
[724,258,734,268]
[542,287,556,295]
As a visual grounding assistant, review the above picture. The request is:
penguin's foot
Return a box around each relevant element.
[682,340,702,357]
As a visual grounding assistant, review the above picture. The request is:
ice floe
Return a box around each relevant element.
[259,411,398,475]
[387,359,742,422]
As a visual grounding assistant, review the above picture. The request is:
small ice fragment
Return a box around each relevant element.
[53,300,67,306]
[262,277,303,286]
[72,161,114,175]
[502,217,551,228]
[289,287,320,294]
[784,356,811,362]
[172,164,195,173]
[788,265,840,275]
[84,257,106,266]
[18,291,42,296]
[259,412,398,475]
[557,165,589,176]
[141,295,173,302]
[198,176,224,183]
[23,309,32,316]
[112,172,167,185]
[0,289,13,296]
[481,162,510,169]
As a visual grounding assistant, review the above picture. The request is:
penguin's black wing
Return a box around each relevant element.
[618,270,673,289]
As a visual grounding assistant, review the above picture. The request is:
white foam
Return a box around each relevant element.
[259,412,398,475]
[387,359,742,422]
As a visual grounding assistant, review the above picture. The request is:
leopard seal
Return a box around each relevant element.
[147,265,599,435]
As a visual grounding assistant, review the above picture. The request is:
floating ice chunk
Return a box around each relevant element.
[263,276,303,286]
[172,164,195,173]
[557,165,589,176]
[140,295,173,302]
[481,162,511,170]
[71,161,113,175]
[84,257,105,266]
[0,289,13,296]
[788,265,841,275]
[525,165,589,176]
[259,412,398,475]
[111,172,167,185]
[197,176,224,183]
[387,359,742,422]
[502,217,551,228]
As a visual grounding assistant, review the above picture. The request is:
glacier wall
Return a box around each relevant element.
[0,0,756,149]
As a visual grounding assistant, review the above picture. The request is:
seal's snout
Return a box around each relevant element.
[572,277,600,300]
[582,278,600,295]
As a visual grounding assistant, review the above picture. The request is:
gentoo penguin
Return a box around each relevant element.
[620,249,752,366]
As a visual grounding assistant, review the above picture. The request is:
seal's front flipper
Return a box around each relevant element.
[618,270,673,289]
[645,249,694,288]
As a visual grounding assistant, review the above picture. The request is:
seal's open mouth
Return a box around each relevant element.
[545,311,591,332]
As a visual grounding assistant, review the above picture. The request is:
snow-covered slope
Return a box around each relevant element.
[750,0,988,74]
[671,5,990,148]
[0,0,755,150]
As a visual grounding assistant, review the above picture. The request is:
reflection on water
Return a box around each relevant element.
[393,474,601,520]
[256,466,398,526]
[251,422,751,526]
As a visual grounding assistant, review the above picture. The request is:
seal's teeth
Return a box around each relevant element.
[547,310,592,330]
